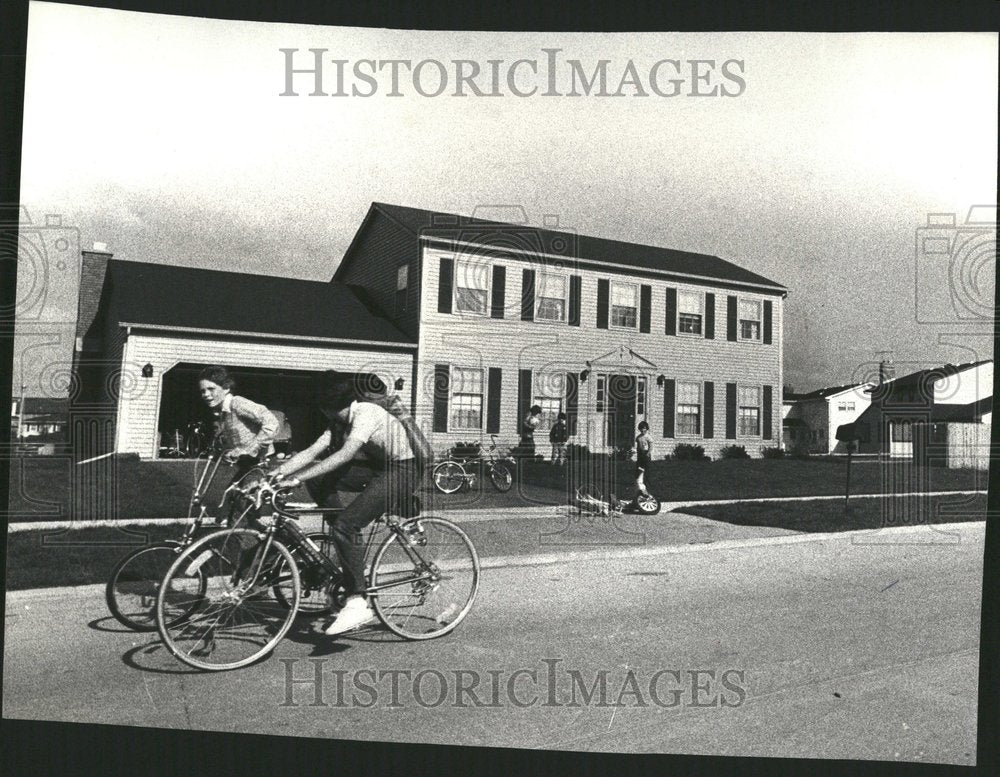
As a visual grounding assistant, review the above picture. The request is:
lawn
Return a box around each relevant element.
[675,493,990,533]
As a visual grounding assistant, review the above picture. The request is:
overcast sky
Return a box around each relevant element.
[13,2,998,396]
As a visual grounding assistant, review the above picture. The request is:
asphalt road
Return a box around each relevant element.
[3,522,983,764]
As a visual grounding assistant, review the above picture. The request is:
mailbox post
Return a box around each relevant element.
[836,422,861,510]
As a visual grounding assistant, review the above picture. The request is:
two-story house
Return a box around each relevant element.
[71,202,787,459]
[781,383,874,454]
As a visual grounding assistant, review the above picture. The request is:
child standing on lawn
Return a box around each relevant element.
[635,421,653,501]
[549,412,569,465]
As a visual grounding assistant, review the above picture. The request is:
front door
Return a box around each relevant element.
[605,374,637,452]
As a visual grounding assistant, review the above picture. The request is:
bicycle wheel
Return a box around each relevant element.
[156,528,300,671]
[489,463,513,492]
[272,532,344,616]
[432,460,466,494]
[635,492,662,515]
[106,542,203,631]
[369,517,480,640]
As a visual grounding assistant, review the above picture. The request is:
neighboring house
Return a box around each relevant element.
[782,383,874,454]
[781,389,807,450]
[854,359,993,458]
[72,203,788,459]
[10,397,69,439]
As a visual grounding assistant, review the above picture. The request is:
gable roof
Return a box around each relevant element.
[337,202,786,294]
[930,397,993,423]
[795,383,871,401]
[865,359,993,392]
[105,260,414,345]
[14,397,70,416]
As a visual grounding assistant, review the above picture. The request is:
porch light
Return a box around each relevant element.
[579,369,590,382]
[141,363,154,378]
[394,377,405,391]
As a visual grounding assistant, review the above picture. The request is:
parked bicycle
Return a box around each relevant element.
[154,477,481,671]
[572,482,662,517]
[432,435,515,494]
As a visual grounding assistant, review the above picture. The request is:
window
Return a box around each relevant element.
[533,373,565,430]
[678,290,703,335]
[636,378,647,416]
[455,260,489,315]
[395,264,409,315]
[610,282,637,328]
[596,375,606,413]
[536,273,567,322]
[738,385,761,436]
[837,401,856,412]
[891,421,912,442]
[677,381,702,435]
[450,367,484,430]
[739,299,762,341]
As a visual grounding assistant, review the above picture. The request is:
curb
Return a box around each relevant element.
[5,490,987,532]
[4,520,984,603]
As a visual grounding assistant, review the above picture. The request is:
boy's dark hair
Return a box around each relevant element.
[314,369,357,414]
[199,365,235,391]
[638,421,650,432]
[529,404,542,415]
[557,412,567,420]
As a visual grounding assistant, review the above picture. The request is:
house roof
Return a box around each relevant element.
[930,397,993,423]
[869,359,992,391]
[352,202,786,294]
[794,383,870,401]
[14,397,70,416]
[105,260,414,345]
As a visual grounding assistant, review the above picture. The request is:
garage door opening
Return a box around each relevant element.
[157,363,381,458]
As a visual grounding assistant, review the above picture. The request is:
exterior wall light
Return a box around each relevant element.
[141,363,154,379]
[394,377,405,391]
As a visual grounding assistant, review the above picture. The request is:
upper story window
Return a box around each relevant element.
[610,281,637,328]
[837,401,856,412]
[739,299,762,341]
[455,260,489,316]
[395,264,409,315]
[536,273,567,322]
[678,290,703,335]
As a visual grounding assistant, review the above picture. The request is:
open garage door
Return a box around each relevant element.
[157,363,379,458]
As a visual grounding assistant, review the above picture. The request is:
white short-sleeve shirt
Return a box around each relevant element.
[346,401,415,463]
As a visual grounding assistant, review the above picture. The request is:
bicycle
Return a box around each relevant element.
[432,434,515,494]
[154,478,481,671]
[572,482,662,517]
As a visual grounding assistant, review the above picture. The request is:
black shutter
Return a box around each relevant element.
[491,265,506,319]
[664,287,677,336]
[433,365,450,432]
[639,284,652,333]
[596,279,609,329]
[518,369,532,424]
[521,269,535,321]
[705,293,715,339]
[662,378,675,438]
[487,367,502,434]
[727,296,737,341]
[763,300,773,345]
[703,381,715,438]
[568,275,582,326]
[725,382,737,439]
[565,372,578,436]
[437,258,453,314]
[763,385,773,440]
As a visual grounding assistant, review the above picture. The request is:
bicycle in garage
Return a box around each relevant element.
[154,478,481,671]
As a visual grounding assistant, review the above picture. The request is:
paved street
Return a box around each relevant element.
[3,521,983,764]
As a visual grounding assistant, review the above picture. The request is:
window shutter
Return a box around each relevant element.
[705,293,715,339]
[763,385,773,440]
[664,287,677,336]
[725,382,737,439]
[565,371,578,436]
[726,296,737,341]
[491,265,506,319]
[596,279,609,329]
[433,365,450,432]
[520,269,535,321]
[487,367,502,433]
[640,284,652,333]
[703,381,715,438]
[763,300,773,345]
[568,275,582,326]
[518,369,532,425]
[437,258,453,314]
[662,378,675,438]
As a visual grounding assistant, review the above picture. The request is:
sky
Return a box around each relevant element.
[12,2,999,397]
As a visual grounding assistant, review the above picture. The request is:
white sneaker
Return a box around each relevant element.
[323,597,376,635]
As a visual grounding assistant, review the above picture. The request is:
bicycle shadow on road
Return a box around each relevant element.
[120,640,205,675]
[87,615,139,633]
[282,619,397,656]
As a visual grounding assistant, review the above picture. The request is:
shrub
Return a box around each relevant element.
[611,446,634,462]
[673,443,708,461]
[761,446,785,459]
[719,444,750,459]
[788,440,811,459]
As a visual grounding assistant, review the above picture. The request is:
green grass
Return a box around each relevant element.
[676,493,990,533]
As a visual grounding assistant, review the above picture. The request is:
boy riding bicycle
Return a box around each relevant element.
[272,370,424,636]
